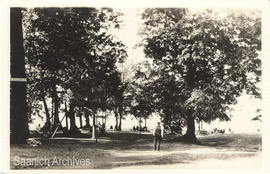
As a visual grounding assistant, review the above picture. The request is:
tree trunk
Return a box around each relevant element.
[52,85,60,128]
[168,113,173,134]
[144,118,148,131]
[183,109,199,143]
[104,113,107,128]
[144,118,147,128]
[51,100,54,124]
[84,109,90,128]
[10,8,29,144]
[169,124,174,134]
[197,119,201,133]
[92,113,96,140]
[79,113,83,128]
[65,102,68,129]
[65,115,69,129]
[139,117,142,129]
[114,109,118,130]
[42,95,50,127]
[69,102,78,133]
[118,112,122,131]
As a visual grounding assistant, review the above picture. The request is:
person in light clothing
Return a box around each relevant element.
[153,122,164,151]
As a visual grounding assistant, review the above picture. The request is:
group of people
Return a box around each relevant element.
[132,125,148,132]
[198,128,226,135]
[109,125,121,131]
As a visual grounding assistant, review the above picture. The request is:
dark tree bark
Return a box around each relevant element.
[68,102,78,133]
[104,113,107,128]
[84,109,90,128]
[114,109,118,130]
[65,102,69,129]
[183,109,199,143]
[168,113,174,134]
[139,117,142,129]
[117,106,123,131]
[182,64,199,143]
[42,94,51,127]
[10,8,29,144]
[144,118,147,128]
[118,112,122,131]
[52,85,60,128]
[51,100,54,124]
[92,112,96,139]
[79,113,83,128]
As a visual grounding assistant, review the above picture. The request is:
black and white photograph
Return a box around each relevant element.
[1,0,270,172]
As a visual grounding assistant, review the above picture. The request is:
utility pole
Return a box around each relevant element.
[10,8,29,144]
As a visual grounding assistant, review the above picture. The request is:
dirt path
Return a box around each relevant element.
[113,151,262,169]
[10,133,262,169]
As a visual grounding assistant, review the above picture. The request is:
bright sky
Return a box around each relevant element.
[112,8,146,66]
[202,94,261,133]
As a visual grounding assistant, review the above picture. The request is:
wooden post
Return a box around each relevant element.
[10,8,29,144]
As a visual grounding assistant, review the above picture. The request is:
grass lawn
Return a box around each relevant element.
[10,132,262,169]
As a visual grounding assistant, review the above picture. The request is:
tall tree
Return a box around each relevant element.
[141,9,261,143]
[23,8,127,139]
[10,8,29,144]
[109,71,129,131]
[130,61,155,129]
[25,64,53,128]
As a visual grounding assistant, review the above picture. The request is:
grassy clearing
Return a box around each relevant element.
[10,132,261,169]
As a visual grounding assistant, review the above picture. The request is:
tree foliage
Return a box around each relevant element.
[140,8,261,142]
[129,61,155,125]
[23,8,127,137]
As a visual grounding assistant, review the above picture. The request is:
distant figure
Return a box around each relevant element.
[133,125,136,131]
[143,126,147,132]
[110,125,113,130]
[101,123,106,134]
[36,124,41,132]
[153,122,164,151]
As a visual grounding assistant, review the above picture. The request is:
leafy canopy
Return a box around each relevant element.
[140,8,261,123]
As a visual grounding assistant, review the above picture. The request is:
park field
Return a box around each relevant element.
[10,132,262,169]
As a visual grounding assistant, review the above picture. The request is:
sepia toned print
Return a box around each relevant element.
[10,7,261,169]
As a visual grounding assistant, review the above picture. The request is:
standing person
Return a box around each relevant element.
[153,122,164,151]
